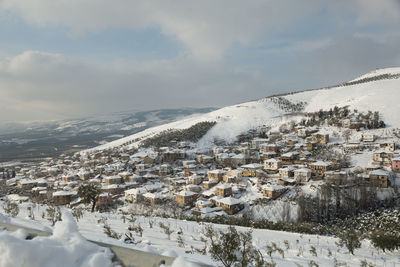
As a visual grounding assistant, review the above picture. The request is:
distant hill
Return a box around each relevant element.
[87,67,400,152]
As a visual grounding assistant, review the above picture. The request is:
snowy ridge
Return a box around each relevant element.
[85,67,400,152]
[348,67,400,83]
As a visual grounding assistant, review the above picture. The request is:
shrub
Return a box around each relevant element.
[2,200,19,217]
[370,231,400,252]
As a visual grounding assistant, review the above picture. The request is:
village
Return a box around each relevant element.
[1,108,399,221]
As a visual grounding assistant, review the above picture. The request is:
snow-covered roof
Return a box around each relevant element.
[262,185,286,191]
[265,158,281,163]
[241,163,263,169]
[217,197,243,206]
[176,190,197,197]
[216,184,232,189]
[369,169,389,176]
[310,161,332,166]
[124,188,147,195]
[294,168,311,173]
[53,190,75,196]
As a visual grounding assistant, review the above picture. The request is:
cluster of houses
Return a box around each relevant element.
[1,124,399,217]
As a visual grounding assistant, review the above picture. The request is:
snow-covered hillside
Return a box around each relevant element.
[86,67,400,152]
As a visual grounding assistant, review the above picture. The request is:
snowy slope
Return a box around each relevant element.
[86,67,400,152]
[1,204,399,267]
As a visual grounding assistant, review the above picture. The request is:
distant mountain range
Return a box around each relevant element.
[0,107,215,162]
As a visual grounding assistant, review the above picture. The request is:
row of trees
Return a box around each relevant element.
[140,121,216,148]
[300,106,385,129]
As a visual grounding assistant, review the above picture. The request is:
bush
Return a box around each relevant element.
[2,200,19,217]
[370,231,400,252]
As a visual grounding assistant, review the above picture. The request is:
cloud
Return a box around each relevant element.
[0,0,324,61]
[1,1,399,61]
[0,51,269,122]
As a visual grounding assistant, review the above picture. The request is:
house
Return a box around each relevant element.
[262,185,287,199]
[159,164,172,176]
[279,166,295,178]
[305,142,316,152]
[325,171,348,185]
[379,142,396,152]
[195,199,213,209]
[369,169,390,188]
[232,154,250,167]
[101,184,122,195]
[278,178,296,186]
[17,179,38,190]
[309,161,332,176]
[362,133,375,143]
[259,143,279,153]
[261,152,277,160]
[251,138,269,150]
[143,192,164,205]
[125,188,147,203]
[215,184,232,197]
[186,174,203,185]
[294,168,312,182]
[223,175,237,183]
[264,158,282,171]
[203,180,218,189]
[79,171,91,181]
[163,150,186,163]
[201,190,215,199]
[104,175,123,185]
[392,157,400,173]
[208,169,226,182]
[174,179,187,187]
[175,190,198,206]
[216,197,244,215]
[241,163,264,177]
[186,184,202,193]
[197,155,214,164]
[61,175,77,183]
[311,133,329,145]
[280,152,299,164]
[191,206,223,216]
[373,151,394,166]
[365,166,381,174]
[96,193,113,206]
[52,191,75,205]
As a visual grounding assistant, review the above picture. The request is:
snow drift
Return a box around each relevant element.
[0,212,114,267]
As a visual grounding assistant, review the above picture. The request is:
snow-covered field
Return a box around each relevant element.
[85,67,400,153]
[1,202,399,267]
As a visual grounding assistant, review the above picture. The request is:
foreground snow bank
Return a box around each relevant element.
[0,211,114,267]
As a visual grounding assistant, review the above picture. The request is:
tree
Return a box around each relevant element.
[46,206,62,226]
[203,225,265,267]
[336,230,361,255]
[342,129,351,144]
[78,184,101,212]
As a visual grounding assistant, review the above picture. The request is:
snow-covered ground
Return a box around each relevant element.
[84,67,400,153]
[1,202,399,267]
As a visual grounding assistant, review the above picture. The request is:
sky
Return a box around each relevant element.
[0,0,400,123]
